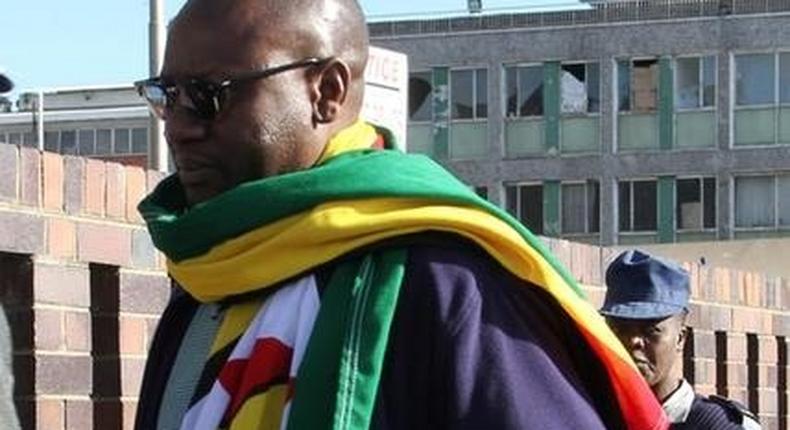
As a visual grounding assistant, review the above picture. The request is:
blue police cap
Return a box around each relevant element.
[600,249,689,320]
[0,73,12,94]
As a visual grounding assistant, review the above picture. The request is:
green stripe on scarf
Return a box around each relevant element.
[139,150,583,298]
[288,249,406,429]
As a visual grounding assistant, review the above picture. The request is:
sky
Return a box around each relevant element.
[0,0,581,97]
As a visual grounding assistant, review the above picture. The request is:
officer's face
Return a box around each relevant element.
[606,314,686,395]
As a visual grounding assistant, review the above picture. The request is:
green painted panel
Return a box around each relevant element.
[734,108,775,146]
[618,234,658,245]
[618,114,658,151]
[778,107,790,144]
[561,117,600,153]
[406,124,433,156]
[432,67,450,158]
[676,111,716,149]
[544,62,560,154]
[505,119,544,157]
[676,231,717,242]
[543,180,560,237]
[450,122,488,160]
[659,58,674,151]
[657,176,675,243]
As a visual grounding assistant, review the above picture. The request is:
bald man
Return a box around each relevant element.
[133,1,668,429]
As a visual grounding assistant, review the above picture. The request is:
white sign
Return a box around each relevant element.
[362,46,409,151]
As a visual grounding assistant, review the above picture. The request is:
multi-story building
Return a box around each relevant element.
[370,0,790,257]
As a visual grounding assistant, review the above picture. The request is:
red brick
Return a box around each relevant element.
[693,330,716,359]
[121,358,146,397]
[122,401,137,430]
[713,268,733,303]
[125,166,146,223]
[65,400,92,430]
[42,151,64,211]
[105,162,126,219]
[0,212,46,254]
[146,317,160,349]
[119,316,147,355]
[36,355,92,395]
[65,311,91,352]
[758,336,778,364]
[33,263,90,307]
[119,272,170,314]
[47,218,76,259]
[759,389,779,415]
[727,333,748,361]
[732,307,768,333]
[0,143,18,202]
[77,222,132,266]
[63,156,85,215]
[19,147,41,207]
[85,158,106,216]
[37,398,65,430]
[34,308,64,351]
[726,363,748,388]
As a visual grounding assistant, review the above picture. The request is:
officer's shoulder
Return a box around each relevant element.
[698,395,760,428]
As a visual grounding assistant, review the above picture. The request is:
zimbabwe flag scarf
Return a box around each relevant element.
[139,120,668,430]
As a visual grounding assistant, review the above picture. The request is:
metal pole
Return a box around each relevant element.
[148,0,169,172]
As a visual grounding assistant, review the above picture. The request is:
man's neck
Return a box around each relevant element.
[655,378,684,403]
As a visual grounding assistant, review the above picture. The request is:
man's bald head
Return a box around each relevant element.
[173,0,368,106]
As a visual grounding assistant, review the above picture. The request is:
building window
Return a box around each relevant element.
[96,129,112,155]
[114,128,130,154]
[735,53,775,106]
[561,181,600,234]
[561,63,600,114]
[676,177,716,231]
[60,130,77,155]
[473,186,488,199]
[44,131,59,152]
[450,68,487,120]
[505,183,543,234]
[619,179,657,232]
[7,133,21,146]
[505,64,543,117]
[735,174,790,229]
[131,128,148,154]
[408,71,433,122]
[78,129,95,155]
[675,56,716,109]
[618,58,658,112]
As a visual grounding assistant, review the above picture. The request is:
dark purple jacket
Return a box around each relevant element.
[136,235,626,429]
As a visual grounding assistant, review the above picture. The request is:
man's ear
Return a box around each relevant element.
[309,58,350,124]
[676,324,688,351]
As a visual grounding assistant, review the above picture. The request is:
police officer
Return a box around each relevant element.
[601,249,761,429]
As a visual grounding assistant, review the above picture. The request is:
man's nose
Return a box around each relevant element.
[626,333,646,350]
[163,105,209,147]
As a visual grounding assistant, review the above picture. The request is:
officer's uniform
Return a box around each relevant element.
[601,250,761,430]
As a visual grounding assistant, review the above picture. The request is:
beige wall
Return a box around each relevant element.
[619,238,790,279]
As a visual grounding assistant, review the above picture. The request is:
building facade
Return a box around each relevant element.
[372,0,790,248]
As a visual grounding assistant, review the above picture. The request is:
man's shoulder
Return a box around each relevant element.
[685,394,761,429]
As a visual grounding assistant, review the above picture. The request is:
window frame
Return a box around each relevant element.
[560,61,602,117]
[675,176,717,233]
[733,172,790,232]
[449,66,488,122]
[407,70,434,124]
[559,180,601,236]
[674,54,718,112]
[617,57,660,114]
[505,181,544,235]
[503,62,544,120]
[618,177,659,234]
[732,50,790,149]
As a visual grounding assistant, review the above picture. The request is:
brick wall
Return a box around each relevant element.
[0,144,169,430]
[0,144,787,428]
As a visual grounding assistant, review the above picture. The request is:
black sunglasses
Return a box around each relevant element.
[134,57,326,120]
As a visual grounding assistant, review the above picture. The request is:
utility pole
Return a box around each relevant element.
[148,0,169,172]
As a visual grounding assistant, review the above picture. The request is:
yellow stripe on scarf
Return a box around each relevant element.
[315,119,377,165]
[167,198,634,367]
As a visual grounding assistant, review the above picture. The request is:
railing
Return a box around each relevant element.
[369,0,790,37]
